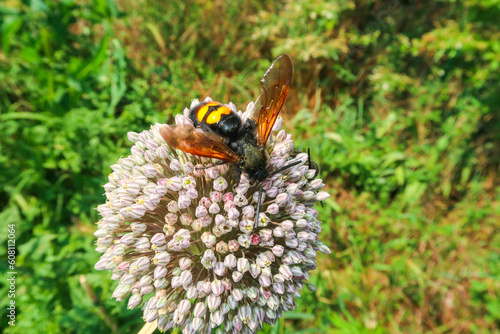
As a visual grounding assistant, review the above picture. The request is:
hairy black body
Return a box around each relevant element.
[189,102,269,182]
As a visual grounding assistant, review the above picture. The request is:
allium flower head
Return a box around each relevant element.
[94,97,331,333]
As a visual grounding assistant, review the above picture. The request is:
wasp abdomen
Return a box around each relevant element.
[189,101,242,139]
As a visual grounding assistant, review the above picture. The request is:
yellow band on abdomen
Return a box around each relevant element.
[196,101,221,122]
[206,105,231,124]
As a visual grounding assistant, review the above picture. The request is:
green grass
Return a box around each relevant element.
[0,0,499,333]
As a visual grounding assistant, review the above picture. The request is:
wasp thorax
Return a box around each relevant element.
[240,144,268,181]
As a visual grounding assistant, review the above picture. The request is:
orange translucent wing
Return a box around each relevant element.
[253,54,293,147]
[160,124,240,162]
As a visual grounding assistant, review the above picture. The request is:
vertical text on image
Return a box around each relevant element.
[7,223,17,326]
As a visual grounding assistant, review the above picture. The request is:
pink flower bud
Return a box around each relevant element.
[227,239,239,252]
[209,202,220,214]
[281,220,294,231]
[237,258,250,273]
[211,279,224,295]
[150,233,166,246]
[249,264,261,278]
[201,232,216,248]
[127,131,139,142]
[205,167,219,179]
[242,205,255,218]
[272,244,285,257]
[214,261,227,276]
[210,191,222,202]
[237,234,251,248]
[180,270,193,286]
[232,271,243,283]
[167,201,179,213]
[215,241,228,254]
[215,214,225,225]
[183,161,194,174]
[227,207,240,220]
[169,159,182,171]
[213,177,228,191]
[266,203,279,214]
[127,294,142,309]
[193,302,206,318]
[223,192,234,202]
[195,205,208,218]
[207,293,221,310]
[193,164,204,177]
[316,191,330,201]
[179,257,193,270]
[251,234,261,245]
[153,251,171,266]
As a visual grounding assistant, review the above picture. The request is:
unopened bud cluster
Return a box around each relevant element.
[94,98,331,333]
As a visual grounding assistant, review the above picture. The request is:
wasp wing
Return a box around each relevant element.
[160,124,240,162]
[252,54,293,147]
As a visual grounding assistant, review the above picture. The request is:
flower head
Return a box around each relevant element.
[94,97,331,333]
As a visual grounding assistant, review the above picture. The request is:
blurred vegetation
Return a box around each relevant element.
[1,0,499,333]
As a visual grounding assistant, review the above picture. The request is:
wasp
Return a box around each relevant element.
[160,54,299,227]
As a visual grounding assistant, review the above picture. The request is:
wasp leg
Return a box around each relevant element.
[254,160,302,229]
[254,186,264,229]
[290,148,319,179]
[232,167,242,186]
[308,147,312,169]
[268,160,301,177]
[195,161,229,170]
[304,148,323,207]
[306,147,320,179]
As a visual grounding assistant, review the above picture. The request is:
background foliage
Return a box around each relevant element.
[1,0,499,333]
